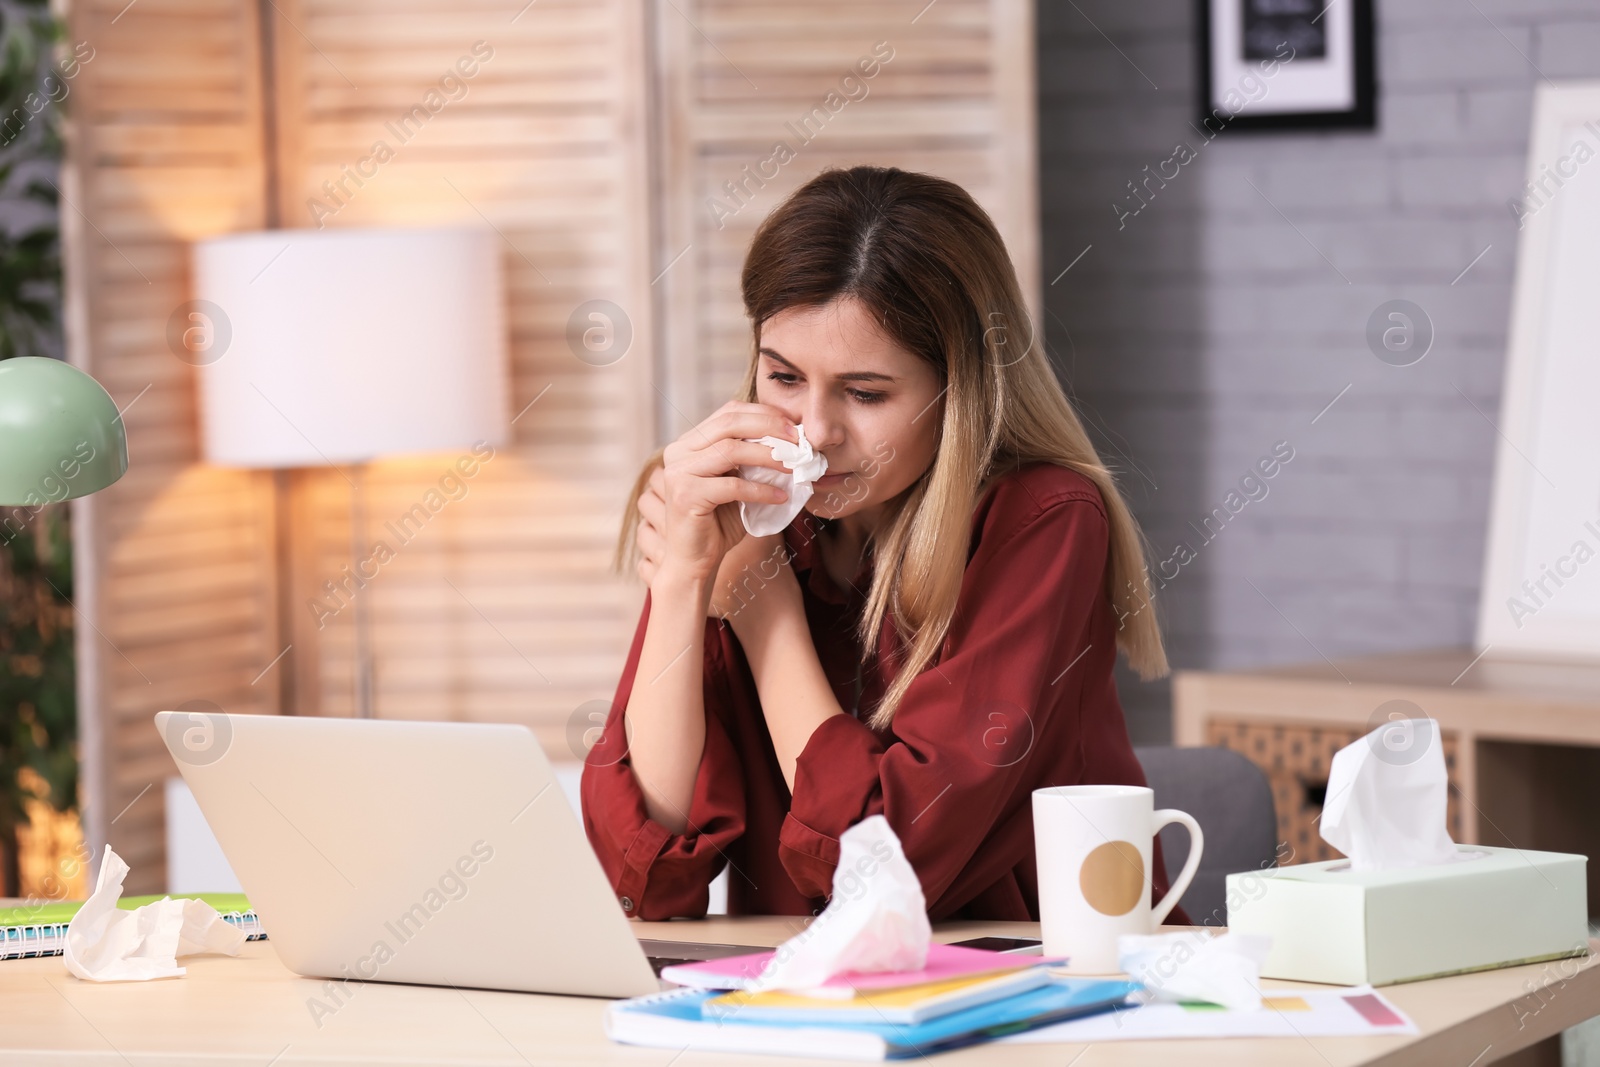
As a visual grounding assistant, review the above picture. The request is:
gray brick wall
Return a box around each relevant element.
[1037,0,1600,742]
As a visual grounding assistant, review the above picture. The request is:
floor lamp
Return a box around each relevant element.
[190,226,509,718]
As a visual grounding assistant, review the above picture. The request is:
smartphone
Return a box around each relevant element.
[949,936,1044,955]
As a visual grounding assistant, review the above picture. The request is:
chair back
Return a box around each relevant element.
[1134,745,1278,926]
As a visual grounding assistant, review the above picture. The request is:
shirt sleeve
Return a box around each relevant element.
[776,492,1111,911]
[580,589,747,920]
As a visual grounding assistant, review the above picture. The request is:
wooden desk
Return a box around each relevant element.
[2,917,1597,1065]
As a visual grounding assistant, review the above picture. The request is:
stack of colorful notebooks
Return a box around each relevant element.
[606,943,1139,1060]
[0,893,266,961]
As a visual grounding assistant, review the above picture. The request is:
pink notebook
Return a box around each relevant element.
[659,942,1056,994]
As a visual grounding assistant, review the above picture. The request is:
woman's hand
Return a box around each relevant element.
[639,471,792,617]
[635,401,797,590]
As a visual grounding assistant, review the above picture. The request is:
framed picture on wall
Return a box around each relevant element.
[1477,83,1600,661]
[1196,0,1376,131]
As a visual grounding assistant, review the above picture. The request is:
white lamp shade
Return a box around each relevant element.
[192,226,509,468]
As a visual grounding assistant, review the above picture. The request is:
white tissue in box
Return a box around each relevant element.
[1226,844,1588,985]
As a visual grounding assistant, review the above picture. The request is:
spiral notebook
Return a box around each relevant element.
[606,976,1140,1060]
[0,893,266,961]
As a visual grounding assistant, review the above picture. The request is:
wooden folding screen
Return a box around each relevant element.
[64,0,278,891]
[259,1,658,740]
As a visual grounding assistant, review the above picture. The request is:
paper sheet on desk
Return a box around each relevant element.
[1000,985,1417,1042]
[63,844,245,981]
[1119,930,1272,1011]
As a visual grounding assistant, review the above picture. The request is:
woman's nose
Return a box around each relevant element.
[799,404,845,452]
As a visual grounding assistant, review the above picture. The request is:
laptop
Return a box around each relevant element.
[154,710,758,997]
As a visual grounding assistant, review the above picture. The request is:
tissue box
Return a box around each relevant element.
[1226,845,1589,986]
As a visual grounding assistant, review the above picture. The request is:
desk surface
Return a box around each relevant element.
[1175,646,1600,708]
[2,917,1596,1066]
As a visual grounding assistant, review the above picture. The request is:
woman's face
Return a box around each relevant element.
[755,296,945,526]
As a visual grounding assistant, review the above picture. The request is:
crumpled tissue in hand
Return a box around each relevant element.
[739,422,829,537]
[1118,930,1273,1011]
[1321,716,1463,871]
[748,814,930,993]
[64,844,246,982]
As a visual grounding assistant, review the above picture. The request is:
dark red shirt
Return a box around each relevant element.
[581,461,1188,924]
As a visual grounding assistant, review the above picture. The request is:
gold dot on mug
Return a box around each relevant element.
[1079,840,1145,916]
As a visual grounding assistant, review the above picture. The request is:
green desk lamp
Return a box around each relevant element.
[0,357,128,507]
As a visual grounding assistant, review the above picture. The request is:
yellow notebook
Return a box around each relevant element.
[702,965,1054,1025]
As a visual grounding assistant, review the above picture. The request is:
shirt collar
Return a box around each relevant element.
[783,513,872,607]
[778,469,1022,610]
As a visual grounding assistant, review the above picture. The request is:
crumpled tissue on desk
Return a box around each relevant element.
[64,844,245,982]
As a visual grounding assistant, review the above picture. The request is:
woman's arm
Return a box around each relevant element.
[580,585,750,919]
[623,566,716,832]
[725,566,844,792]
[617,401,796,832]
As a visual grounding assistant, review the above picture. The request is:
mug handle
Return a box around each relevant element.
[1149,809,1204,926]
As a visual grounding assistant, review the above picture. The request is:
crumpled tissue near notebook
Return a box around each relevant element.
[1118,930,1273,1011]
[747,814,930,994]
[739,422,829,537]
[63,844,245,981]
[1320,715,1472,871]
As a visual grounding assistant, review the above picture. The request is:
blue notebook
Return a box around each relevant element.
[605,975,1140,1060]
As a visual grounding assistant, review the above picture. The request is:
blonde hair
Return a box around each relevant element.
[615,166,1167,729]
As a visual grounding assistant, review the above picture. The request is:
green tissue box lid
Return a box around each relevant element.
[1256,844,1586,885]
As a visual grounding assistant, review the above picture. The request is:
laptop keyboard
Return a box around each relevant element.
[646,956,700,977]
[637,939,764,979]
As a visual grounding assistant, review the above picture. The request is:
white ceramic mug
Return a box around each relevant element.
[1032,784,1204,974]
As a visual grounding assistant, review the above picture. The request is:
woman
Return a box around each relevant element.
[581,165,1188,925]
